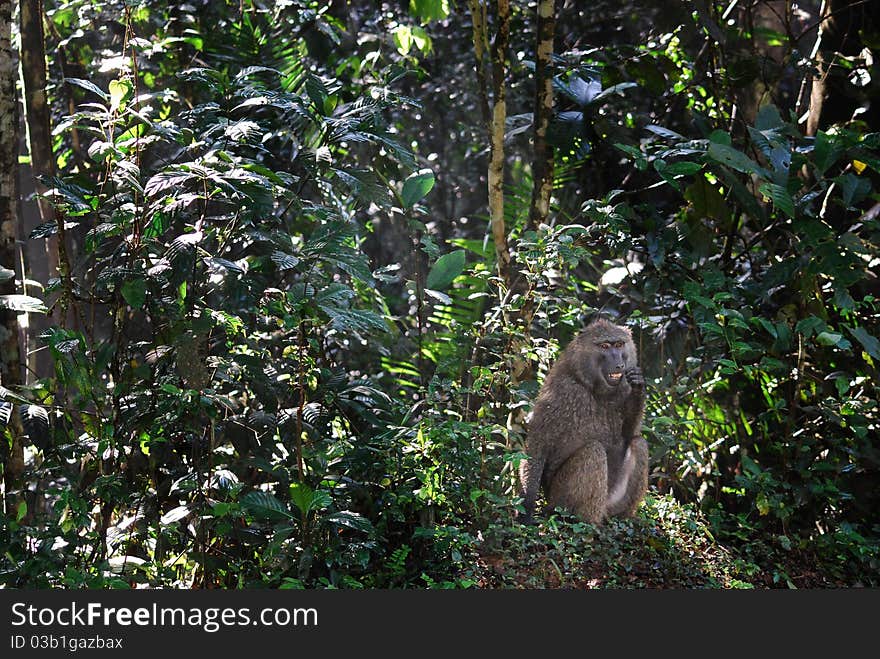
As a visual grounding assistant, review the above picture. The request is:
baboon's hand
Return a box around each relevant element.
[625,366,645,391]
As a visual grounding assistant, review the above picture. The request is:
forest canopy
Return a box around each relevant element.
[0,0,878,589]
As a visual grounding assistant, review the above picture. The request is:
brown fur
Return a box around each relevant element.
[519,320,648,523]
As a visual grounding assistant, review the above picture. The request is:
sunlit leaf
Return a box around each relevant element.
[426,250,466,290]
[0,295,47,313]
[65,77,108,101]
[401,168,435,208]
[108,79,133,111]
[409,0,450,23]
[289,483,332,515]
[326,511,374,534]
[160,505,189,525]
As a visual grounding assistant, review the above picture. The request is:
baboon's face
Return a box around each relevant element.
[570,322,637,392]
[593,337,630,388]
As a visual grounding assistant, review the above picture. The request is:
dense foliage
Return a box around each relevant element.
[1,0,877,588]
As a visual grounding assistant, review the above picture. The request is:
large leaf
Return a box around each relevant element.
[645,124,686,141]
[0,295,48,314]
[121,279,147,310]
[816,331,851,350]
[160,505,190,526]
[565,75,601,106]
[271,251,301,271]
[325,511,375,535]
[289,483,332,515]
[29,221,59,239]
[848,326,880,359]
[707,142,766,176]
[754,103,784,131]
[240,491,292,522]
[65,77,109,101]
[401,169,435,208]
[145,170,198,197]
[410,0,451,23]
[324,308,388,333]
[813,131,842,177]
[108,79,133,111]
[758,183,795,218]
[426,250,466,290]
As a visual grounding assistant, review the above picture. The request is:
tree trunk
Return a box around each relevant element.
[527,0,556,233]
[468,0,491,136]
[19,1,54,235]
[0,0,25,510]
[806,0,880,136]
[19,0,63,378]
[488,0,511,286]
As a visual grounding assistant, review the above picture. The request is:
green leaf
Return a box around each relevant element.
[121,279,147,310]
[847,326,880,360]
[758,183,795,218]
[813,131,842,177]
[0,295,47,313]
[240,491,292,522]
[816,331,851,350]
[325,511,375,534]
[707,142,765,176]
[16,501,27,522]
[65,77,109,101]
[410,0,451,23]
[663,161,703,176]
[108,79,133,111]
[270,251,301,271]
[684,177,731,223]
[410,26,430,53]
[323,308,388,333]
[837,173,872,208]
[754,104,784,131]
[289,483,331,515]
[614,142,648,169]
[401,168,435,208]
[708,129,732,146]
[426,249,466,290]
[795,316,825,337]
[392,25,414,56]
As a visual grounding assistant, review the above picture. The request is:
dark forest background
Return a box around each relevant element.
[0,0,878,588]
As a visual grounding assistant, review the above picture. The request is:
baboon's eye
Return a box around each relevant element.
[599,342,610,350]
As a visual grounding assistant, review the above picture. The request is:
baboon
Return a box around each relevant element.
[518,319,648,524]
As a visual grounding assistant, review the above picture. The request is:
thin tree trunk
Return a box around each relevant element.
[19,0,65,381]
[805,0,830,137]
[488,0,511,286]
[527,0,556,232]
[0,0,25,511]
[468,0,491,136]
[19,1,54,236]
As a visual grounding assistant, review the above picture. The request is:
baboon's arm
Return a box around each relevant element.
[518,450,546,523]
[621,366,646,440]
